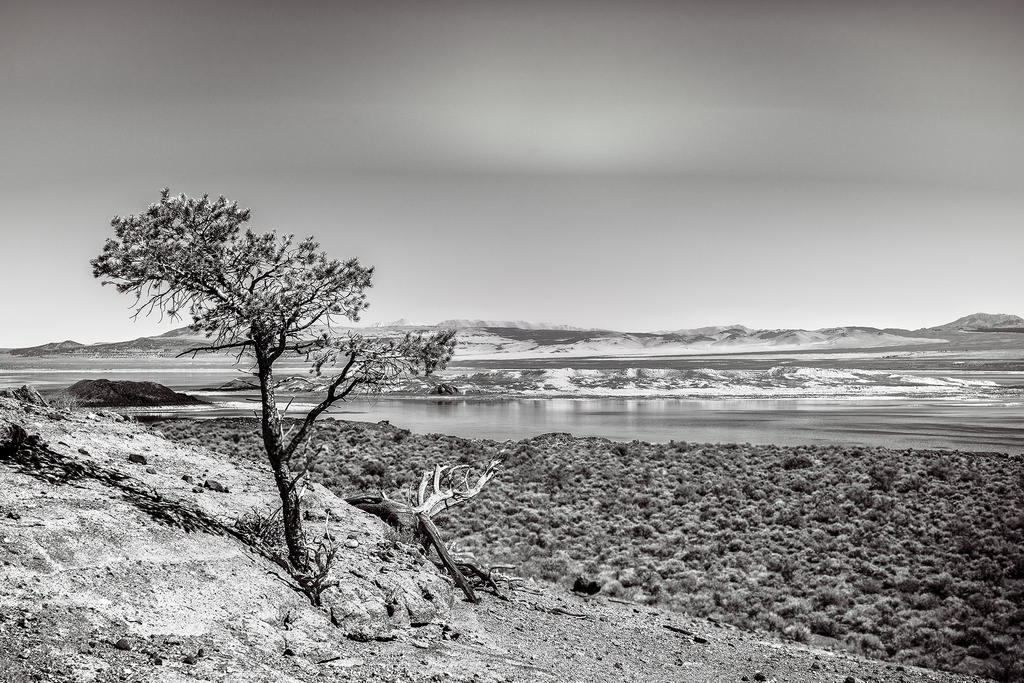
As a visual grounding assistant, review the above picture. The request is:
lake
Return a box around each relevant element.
[2,354,1022,454]
[124,394,1021,454]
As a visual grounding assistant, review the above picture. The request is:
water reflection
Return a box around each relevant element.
[314,397,1023,453]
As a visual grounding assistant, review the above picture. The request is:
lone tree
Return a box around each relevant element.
[92,189,456,571]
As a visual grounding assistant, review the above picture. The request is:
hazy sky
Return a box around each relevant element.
[2,1,1023,346]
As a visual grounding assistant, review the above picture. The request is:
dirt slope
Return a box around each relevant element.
[0,399,985,682]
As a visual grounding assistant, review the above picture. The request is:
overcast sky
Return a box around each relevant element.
[2,1,1022,346]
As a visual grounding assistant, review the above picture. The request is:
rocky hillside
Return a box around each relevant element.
[0,397,451,682]
[0,398,989,682]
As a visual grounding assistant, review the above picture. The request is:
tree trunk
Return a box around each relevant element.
[417,513,478,603]
[256,352,307,571]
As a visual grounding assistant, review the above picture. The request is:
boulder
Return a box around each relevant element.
[431,383,460,396]
[0,385,48,406]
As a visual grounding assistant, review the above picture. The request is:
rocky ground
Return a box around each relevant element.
[0,395,987,682]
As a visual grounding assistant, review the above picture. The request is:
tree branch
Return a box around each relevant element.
[283,352,359,459]
[176,340,254,358]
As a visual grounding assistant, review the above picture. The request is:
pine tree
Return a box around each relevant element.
[92,188,456,571]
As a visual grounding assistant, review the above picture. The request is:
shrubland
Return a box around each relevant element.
[153,417,1024,681]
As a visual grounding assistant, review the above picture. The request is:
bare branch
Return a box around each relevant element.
[176,340,253,358]
[414,459,502,519]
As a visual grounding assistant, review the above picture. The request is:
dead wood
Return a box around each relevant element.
[345,457,504,603]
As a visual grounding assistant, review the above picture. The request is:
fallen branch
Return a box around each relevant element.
[346,456,505,603]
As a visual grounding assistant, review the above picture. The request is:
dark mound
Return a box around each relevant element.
[215,377,260,391]
[65,379,206,407]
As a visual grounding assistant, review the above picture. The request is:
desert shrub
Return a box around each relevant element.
[777,597,810,618]
[46,392,82,412]
[782,454,813,470]
[809,612,845,638]
[782,622,811,642]
[154,418,1024,680]
[234,506,286,552]
[868,463,899,491]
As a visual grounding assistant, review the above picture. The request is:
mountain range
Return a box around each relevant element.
[6,313,1023,359]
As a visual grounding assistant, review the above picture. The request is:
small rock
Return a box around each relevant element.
[183,655,197,665]
[114,638,131,651]
[181,475,194,483]
[345,539,359,549]
[283,647,296,656]
[192,486,204,493]
[844,677,859,683]
[204,479,228,493]
[127,454,147,465]
[693,635,709,644]
[571,576,601,595]
[753,674,767,682]
[145,467,157,474]
[78,447,90,455]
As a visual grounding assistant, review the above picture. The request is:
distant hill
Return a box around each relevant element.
[10,331,204,357]
[17,340,85,354]
[7,312,1022,360]
[434,319,601,331]
[931,312,1024,331]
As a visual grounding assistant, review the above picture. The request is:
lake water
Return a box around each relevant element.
[2,355,1022,454]
[127,394,1023,454]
